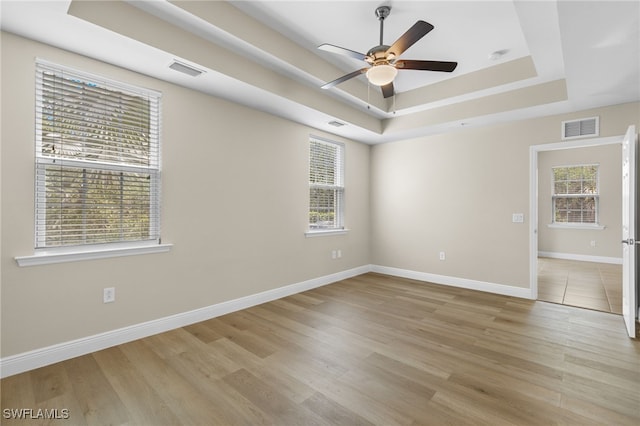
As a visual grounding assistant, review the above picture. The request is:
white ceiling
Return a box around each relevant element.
[233,0,532,93]
[1,0,639,144]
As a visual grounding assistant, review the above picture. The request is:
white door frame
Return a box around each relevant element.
[529,135,623,300]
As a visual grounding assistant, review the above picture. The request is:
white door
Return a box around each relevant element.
[621,125,637,338]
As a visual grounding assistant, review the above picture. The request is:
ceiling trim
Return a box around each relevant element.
[395,56,538,113]
[384,79,568,134]
[68,0,382,133]
[2,0,636,145]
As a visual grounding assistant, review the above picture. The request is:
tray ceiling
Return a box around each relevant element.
[1,1,638,144]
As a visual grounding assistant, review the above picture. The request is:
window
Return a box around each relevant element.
[552,164,599,225]
[308,137,344,231]
[35,60,161,249]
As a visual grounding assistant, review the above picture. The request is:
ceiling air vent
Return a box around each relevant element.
[328,120,346,127]
[169,60,204,77]
[562,116,599,140]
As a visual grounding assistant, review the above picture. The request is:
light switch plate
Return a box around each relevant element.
[512,213,525,223]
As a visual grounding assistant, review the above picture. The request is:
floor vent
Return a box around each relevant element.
[562,117,599,140]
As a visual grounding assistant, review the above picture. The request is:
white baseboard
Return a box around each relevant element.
[538,251,623,265]
[0,265,372,378]
[371,265,533,299]
[1,264,536,377]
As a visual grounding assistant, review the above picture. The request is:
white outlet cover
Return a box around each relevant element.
[103,287,115,303]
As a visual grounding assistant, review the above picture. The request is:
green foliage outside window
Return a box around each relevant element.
[552,165,598,224]
[36,62,160,248]
[309,139,343,229]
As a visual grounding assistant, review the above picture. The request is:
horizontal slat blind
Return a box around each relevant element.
[552,164,598,224]
[309,137,344,229]
[310,139,342,186]
[35,60,161,248]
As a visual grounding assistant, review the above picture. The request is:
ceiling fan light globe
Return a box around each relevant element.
[366,64,397,86]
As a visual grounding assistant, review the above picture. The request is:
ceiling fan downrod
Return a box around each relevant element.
[375,6,391,46]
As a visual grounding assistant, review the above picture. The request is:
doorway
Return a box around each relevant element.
[529,135,624,309]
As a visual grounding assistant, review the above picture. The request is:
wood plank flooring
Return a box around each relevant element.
[2,272,639,425]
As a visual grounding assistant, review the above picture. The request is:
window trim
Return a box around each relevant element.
[550,163,600,226]
[547,223,606,231]
[308,136,345,233]
[304,229,349,238]
[33,59,163,251]
[15,241,173,267]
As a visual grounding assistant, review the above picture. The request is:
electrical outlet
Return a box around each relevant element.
[590,240,597,247]
[337,249,342,258]
[331,250,337,259]
[512,213,525,223]
[103,287,115,303]
[439,251,446,261]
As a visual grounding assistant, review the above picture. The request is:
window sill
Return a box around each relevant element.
[305,229,349,238]
[547,223,606,230]
[15,242,173,267]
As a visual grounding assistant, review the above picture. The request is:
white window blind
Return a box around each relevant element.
[35,60,161,248]
[309,137,344,230]
[552,164,599,224]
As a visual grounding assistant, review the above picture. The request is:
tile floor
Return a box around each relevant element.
[537,257,622,314]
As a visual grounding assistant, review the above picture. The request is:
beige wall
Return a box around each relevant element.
[2,30,639,360]
[371,102,639,289]
[0,33,371,357]
[538,144,622,258]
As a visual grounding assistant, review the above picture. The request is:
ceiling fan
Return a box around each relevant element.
[319,6,458,98]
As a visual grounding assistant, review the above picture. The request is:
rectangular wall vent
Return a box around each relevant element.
[169,60,204,77]
[561,116,599,140]
[328,120,346,127]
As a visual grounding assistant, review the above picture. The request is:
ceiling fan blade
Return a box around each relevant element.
[386,20,434,58]
[321,68,368,89]
[318,44,367,61]
[381,82,394,99]
[395,59,458,72]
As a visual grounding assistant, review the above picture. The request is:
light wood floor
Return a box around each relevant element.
[538,257,623,314]
[2,273,639,425]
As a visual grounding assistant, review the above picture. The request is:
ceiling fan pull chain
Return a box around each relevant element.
[367,80,371,109]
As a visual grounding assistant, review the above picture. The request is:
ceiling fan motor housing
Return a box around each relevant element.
[366,45,392,64]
